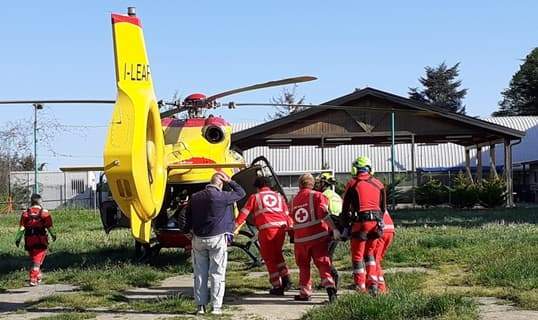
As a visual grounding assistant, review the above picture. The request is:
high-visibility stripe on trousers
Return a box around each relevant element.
[294,236,335,297]
[351,221,379,291]
[28,248,47,283]
[258,227,289,288]
[375,231,394,293]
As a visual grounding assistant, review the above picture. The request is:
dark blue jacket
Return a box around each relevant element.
[188,181,246,237]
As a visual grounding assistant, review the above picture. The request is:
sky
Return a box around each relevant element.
[0,1,536,170]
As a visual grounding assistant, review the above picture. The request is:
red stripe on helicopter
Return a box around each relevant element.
[111,14,142,27]
[162,117,229,128]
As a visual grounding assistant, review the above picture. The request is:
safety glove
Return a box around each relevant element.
[48,227,57,241]
[332,229,342,241]
[288,229,295,244]
[14,229,24,247]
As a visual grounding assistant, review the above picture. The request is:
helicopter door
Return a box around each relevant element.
[231,156,287,224]
[97,173,129,233]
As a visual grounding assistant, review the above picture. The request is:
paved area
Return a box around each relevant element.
[478,297,538,320]
[0,284,77,313]
[1,270,538,319]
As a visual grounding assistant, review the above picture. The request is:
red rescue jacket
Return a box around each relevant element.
[383,211,395,234]
[237,187,291,230]
[290,188,331,244]
[20,206,52,250]
[342,172,386,214]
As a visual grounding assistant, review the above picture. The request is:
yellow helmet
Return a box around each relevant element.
[351,156,372,176]
[319,172,336,184]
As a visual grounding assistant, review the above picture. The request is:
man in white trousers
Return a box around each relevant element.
[187,172,246,315]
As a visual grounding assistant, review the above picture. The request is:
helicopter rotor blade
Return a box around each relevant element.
[205,76,317,102]
[0,99,115,105]
[160,106,189,118]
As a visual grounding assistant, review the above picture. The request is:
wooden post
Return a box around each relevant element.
[476,146,483,182]
[465,149,473,182]
[504,139,514,207]
[490,144,497,178]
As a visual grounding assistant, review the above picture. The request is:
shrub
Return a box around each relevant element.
[416,176,447,207]
[448,172,478,209]
[477,176,506,208]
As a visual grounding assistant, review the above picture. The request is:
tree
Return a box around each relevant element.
[493,48,538,116]
[409,62,468,114]
[267,85,307,120]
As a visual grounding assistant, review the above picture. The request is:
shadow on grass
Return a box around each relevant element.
[0,246,190,275]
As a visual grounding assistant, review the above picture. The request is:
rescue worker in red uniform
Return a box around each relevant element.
[341,156,387,295]
[14,194,57,286]
[375,210,395,293]
[290,173,340,302]
[235,177,293,295]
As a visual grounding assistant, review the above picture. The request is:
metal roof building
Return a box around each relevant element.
[233,116,538,174]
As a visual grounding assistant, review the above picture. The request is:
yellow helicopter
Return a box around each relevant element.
[0,7,317,264]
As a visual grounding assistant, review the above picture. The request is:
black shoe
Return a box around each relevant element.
[327,287,338,303]
[269,286,285,296]
[331,268,340,289]
[281,275,292,291]
[294,294,311,301]
[368,285,379,297]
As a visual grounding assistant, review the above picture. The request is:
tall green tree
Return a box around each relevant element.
[493,48,538,116]
[409,62,468,114]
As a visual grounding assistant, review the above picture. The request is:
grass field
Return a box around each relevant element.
[0,207,537,319]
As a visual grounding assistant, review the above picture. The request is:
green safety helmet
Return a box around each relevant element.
[351,156,372,176]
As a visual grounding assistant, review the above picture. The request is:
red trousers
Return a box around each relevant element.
[375,232,394,293]
[350,221,379,291]
[294,237,335,297]
[258,227,289,288]
[28,248,47,282]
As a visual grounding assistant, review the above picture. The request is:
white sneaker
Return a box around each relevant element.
[211,308,222,315]
[196,305,206,315]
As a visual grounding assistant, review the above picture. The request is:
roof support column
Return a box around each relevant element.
[476,146,483,182]
[490,144,497,178]
[411,134,416,208]
[465,149,473,182]
[504,138,514,207]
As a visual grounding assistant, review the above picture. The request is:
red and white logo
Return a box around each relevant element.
[294,208,309,223]
[262,194,282,212]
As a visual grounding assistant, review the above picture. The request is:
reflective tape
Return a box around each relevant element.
[321,278,335,288]
[366,261,376,266]
[293,219,322,230]
[368,275,378,281]
[240,208,250,215]
[378,276,385,282]
[384,224,395,230]
[294,231,329,243]
[353,268,365,274]
[258,221,287,230]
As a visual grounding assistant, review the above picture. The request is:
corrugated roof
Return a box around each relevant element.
[232,116,538,173]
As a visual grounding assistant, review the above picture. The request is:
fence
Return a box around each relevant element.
[1,171,99,212]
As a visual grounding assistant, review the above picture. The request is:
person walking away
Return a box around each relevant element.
[375,210,395,293]
[14,194,57,286]
[340,156,386,295]
[187,172,246,315]
[235,176,293,295]
[290,173,340,302]
[315,172,343,286]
